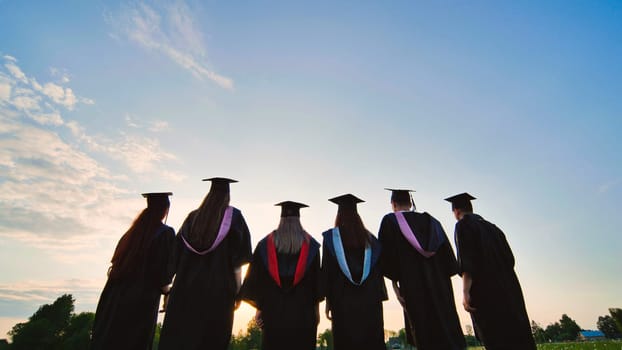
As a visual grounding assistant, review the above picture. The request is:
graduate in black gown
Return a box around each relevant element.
[159,178,252,350]
[445,193,536,350]
[378,189,466,350]
[239,201,322,350]
[321,194,387,350]
[91,192,175,350]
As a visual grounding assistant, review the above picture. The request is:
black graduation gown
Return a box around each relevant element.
[378,211,466,350]
[454,214,536,350]
[91,223,175,350]
[158,207,252,350]
[320,229,387,350]
[239,234,322,350]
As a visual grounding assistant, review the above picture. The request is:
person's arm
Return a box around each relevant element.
[315,303,320,325]
[325,299,332,320]
[233,267,242,309]
[378,215,400,281]
[160,284,172,312]
[254,309,263,328]
[234,267,242,292]
[462,272,476,313]
[392,280,406,308]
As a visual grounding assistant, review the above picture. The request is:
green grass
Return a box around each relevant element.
[467,341,622,350]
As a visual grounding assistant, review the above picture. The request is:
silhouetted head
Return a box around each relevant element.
[110,192,172,280]
[188,177,236,249]
[444,192,475,220]
[330,193,371,248]
[273,201,309,254]
[385,188,416,211]
[142,192,172,221]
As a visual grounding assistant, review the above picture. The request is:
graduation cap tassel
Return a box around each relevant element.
[410,193,416,211]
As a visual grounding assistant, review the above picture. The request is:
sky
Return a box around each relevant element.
[0,0,621,340]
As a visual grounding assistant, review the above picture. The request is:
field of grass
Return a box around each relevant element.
[467,341,622,350]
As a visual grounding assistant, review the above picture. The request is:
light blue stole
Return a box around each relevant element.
[332,227,371,286]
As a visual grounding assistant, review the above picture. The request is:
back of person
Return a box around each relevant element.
[446,193,536,350]
[239,201,322,350]
[379,188,465,350]
[159,178,252,350]
[321,194,387,350]
[91,192,175,350]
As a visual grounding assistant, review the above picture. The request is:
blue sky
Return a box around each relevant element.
[0,0,620,338]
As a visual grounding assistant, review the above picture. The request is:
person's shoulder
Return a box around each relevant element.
[230,207,249,229]
[308,234,321,249]
[182,209,198,225]
[228,206,244,220]
[321,229,334,240]
[380,212,397,223]
[258,232,272,244]
[457,214,481,230]
[368,232,380,244]
[161,223,175,235]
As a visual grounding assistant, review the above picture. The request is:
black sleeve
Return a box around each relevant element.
[168,218,190,279]
[496,225,515,269]
[312,251,323,303]
[156,226,177,287]
[230,210,253,268]
[238,248,263,310]
[319,239,330,304]
[439,238,459,277]
[455,220,478,276]
[378,215,400,281]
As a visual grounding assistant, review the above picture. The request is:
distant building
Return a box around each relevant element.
[578,330,606,341]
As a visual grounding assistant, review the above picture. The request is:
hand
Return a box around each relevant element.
[254,310,264,329]
[315,304,320,325]
[392,281,406,308]
[396,292,406,308]
[160,294,169,313]
[325,305,332,320]
[463,291,476,313]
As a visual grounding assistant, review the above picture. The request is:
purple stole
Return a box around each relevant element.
[394,211,436,258]
[181,206,234,255]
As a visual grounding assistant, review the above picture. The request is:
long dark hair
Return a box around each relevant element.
[109,203,169,280]
[335,209,371,249]
[187,190,230,250]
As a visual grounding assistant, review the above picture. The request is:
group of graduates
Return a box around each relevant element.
[89,177,537,350]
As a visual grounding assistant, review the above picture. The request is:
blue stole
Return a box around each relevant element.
[332,227,371,286]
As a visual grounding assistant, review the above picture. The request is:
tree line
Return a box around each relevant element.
[2,294,621,349]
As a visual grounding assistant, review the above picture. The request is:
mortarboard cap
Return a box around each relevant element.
[142,192,172,208]
[385,188,415,204]
[444,192,476,210]
[275,201,308,217]
[329,194,364,212]
[202,177,238,193]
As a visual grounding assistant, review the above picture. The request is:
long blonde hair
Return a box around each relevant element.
[273,216,308,254]
[187,191,230,250]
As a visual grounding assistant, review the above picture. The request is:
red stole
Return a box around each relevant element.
[266,233,310,287]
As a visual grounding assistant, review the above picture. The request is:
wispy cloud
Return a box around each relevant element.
[109,1,234,89]
[67,119,181,175]
[0,55,184,258]
[40,82,77,110]
[4,61,28,83]
[150,120,169,132]
[0,75,10,102]
[2,57,90,115]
